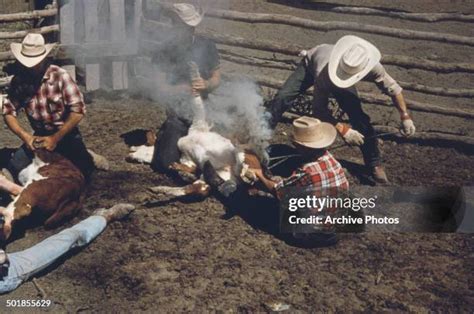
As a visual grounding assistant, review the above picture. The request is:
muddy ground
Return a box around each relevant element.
[1,0,474,312]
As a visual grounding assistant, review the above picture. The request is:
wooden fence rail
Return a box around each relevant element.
[141,18,474,74]
[0,25,59,40]
[219,51,474,98]
[152,5,474,46]
[0,8,57,23]
[308,5,474,23]
[204,9,474,47]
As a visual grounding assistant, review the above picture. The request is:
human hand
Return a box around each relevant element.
[24,134,37,152]
[343,128,365,146]
[400,119,416,137]
[191,78,208,95]
[33,136,59,151]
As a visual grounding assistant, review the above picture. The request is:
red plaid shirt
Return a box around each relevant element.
[275,151,349,197]
[2,65,85,132]
[276,151,349,232]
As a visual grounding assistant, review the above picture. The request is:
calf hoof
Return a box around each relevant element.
[218,180,237,197]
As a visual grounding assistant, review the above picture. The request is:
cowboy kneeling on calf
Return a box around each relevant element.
[2,33,94,181]
[269,35,416,184]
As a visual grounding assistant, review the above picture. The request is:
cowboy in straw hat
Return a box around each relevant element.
[252,116,348,196]
[250,117,348,246]
[2,33,95,181]
[149,3,221,174]
[269,35,416,184]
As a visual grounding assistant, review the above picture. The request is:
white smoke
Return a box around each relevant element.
[206,78,272,155]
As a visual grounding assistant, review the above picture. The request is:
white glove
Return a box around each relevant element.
[343,128,365,146]
[400,119,416,137]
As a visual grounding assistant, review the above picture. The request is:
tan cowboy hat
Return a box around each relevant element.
[11,33,55,68]
[328,35,381,89]
[292,116,337,149]
[172,3,204,27]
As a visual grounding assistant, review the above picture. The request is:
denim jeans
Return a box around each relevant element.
[7,128,95,181]
[151,113,191,173]
[269,62,381,167]
[0,216,106,294]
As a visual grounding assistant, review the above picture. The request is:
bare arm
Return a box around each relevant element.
[392,92,410,118]
[53,112,83,141]
[4,114,35,151]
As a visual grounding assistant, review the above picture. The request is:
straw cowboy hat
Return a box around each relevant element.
[292,117,337,149]
[328,35,381,89]
[11,33,55,68]
[171,3,204,27]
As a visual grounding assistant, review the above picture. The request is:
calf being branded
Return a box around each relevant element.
[0,149,85,240]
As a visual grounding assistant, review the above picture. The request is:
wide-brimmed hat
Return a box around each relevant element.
[292,116,337,149]
[328,35,381,89]
[11,33,55,68]
[171,3,204,27]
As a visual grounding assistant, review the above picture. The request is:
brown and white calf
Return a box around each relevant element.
[0,149,85,240]
[127,125,264,199]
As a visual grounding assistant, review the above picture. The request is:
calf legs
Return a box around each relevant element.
[44,200,81,229]
[149,180,211,198]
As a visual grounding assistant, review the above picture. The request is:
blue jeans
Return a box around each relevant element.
[0,216,106,294]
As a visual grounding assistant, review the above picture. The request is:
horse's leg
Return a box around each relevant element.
[169,162,198,183]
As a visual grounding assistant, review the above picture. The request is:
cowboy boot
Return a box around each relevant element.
[372,166,389,185]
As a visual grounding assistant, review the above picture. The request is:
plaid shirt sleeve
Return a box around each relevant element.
[61,71,85,114]
[2,95,19,117]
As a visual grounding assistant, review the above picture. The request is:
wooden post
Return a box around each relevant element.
[59,0,76,80]
[110,0,128,90]
[83,0,101,91]
[134,0,143,38]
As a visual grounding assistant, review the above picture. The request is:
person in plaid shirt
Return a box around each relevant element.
[2,33,94,180]
[252,116,348,246]
[253,116,348,197]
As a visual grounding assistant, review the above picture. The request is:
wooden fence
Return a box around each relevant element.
[0,1,473,146]
[0,0,142,91]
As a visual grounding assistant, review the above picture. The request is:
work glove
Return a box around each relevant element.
[400,118,416,137]
[343,128,365,146]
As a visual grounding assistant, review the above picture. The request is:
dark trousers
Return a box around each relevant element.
[7,128,95,181]
[269,62,381,167]
[151,113,191,173]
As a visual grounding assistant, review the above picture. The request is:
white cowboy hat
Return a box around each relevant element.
[292,116,337,149]
[328,35,381,89]
[171,3,204,27]
[11,33,55,68]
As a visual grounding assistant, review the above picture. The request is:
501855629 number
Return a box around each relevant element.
[5,299,52,307]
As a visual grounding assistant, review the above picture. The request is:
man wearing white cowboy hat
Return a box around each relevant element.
[269,35,416,184]
[2,33,94,181]
[149,3,222,173]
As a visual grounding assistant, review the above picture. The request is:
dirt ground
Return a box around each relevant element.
[0,0,474,312]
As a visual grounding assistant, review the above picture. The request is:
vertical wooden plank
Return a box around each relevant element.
[110,0,128,90]
[59,1,75,45]
[59,0,77,80]
[134,0,143,38]
[83,0,101,91]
